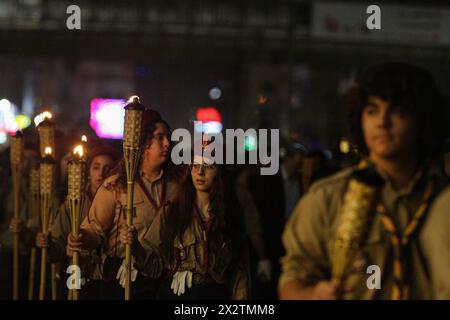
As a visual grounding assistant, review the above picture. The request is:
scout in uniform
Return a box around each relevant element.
[279,63,450,300]
[35,144,119,299]
[119,152,250,300]
[68,109,179,299]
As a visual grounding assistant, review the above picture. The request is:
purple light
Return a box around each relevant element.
[90,98,126,139]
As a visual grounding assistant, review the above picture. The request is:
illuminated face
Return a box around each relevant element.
[142,122,171,167]
[191,162,218,192]
[362,96,417,160]
[89,155,115,192]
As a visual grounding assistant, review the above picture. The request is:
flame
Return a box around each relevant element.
[34,111,53,127]
[73,145,83,158]
[43,111,52,119]
[81,135,87,142]
[45,147,52,155]
[127,95,140,103]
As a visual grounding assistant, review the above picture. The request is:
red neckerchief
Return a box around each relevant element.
[137,174,166,211]
[192,204,215,271]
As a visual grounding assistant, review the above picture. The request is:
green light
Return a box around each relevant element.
[15,114,31,130]
[244,135,257,151]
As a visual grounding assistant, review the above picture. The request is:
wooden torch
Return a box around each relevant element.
[331,169,383,297]
[10,130,24,300]
[28,168,40,300]
[38,147,55,300]
[67,144,87,300]
[123,96,145,300]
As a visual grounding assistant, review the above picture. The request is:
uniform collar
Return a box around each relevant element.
[364,159,429,197]
[140,169,164,184]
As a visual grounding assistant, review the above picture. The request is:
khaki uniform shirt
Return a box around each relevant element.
[138,207,250,300]
[280,164,450,299]
[80,171,176,258]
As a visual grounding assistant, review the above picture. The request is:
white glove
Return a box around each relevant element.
[170,271,193,296]
[116,257,138,288]
[257,259,272,282]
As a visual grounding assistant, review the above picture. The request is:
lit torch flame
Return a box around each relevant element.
[34,111,53,127]
[44,147,52,156]
[43,111,52,119]
[73,145,83,158]
[127,95,140,103]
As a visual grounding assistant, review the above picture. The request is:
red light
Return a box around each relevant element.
[196,107,222,123]
[10,130,22,138]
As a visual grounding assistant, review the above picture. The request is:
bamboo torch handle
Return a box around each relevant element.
[13,233,19,300]
[10,131,23,300]
[125,182,134,300]
[123,95,145,300]
[12,168,21,300]
[28,247,36,300]
[39,195,51,300]
[72,250,80,300]
[39,247,47,300]
[51,264,57,300]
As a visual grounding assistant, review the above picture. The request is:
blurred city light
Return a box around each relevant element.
[209,87,222,100]
[340,139,350,154]
[90,98,126,139]
[244,134,257,151]
[0,131,7,144]
[15,114,31,130]
[0,98,18,133]
[195,106,223,134]
[0,99,11,112]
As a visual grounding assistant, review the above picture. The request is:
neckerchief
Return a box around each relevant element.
[376,181,434,299]
[137,175,166,211]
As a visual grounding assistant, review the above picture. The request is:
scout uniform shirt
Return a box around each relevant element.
[80,171,176,259]
[136,205,251,300]
[279,163,450,299]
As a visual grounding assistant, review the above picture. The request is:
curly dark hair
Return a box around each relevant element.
[346,62,449,162]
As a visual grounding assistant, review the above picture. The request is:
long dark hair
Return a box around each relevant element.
[162,163,244,253]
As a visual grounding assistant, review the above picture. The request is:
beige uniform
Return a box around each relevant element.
[280,164,450,299]
[80,171,176,258]
[137,206,250,300]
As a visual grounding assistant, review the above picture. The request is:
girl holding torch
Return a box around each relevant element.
[118,150,250,299]
[35,144,119,299]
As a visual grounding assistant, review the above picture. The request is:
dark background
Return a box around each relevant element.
[0,0,449,153]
